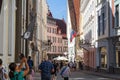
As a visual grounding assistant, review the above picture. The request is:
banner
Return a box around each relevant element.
[23,11,35,41]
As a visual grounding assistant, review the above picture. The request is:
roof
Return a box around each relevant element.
[47,9,67,34]
[55,18,67,34]
[47,17,67,35]
[47,10,53,17]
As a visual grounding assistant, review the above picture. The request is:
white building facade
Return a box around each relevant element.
[80,0,97,69]
[0,0,16,67]
[33,0,48,69]
[114,0,120,71]
[67,1,76,62]
[96,0,117,72]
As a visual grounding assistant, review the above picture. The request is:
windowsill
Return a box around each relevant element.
[8,54,12,56]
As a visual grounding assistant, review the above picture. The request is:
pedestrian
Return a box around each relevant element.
[68,61,73,71]
[79,61,83,70]
[73,61,76,71]
[60,61,63,69]
[51,60,58,80]
[9,56,29,80]
[26,56,34,80]
[60,62,71,80]
[39,58,54,80]
[0,59,8,80]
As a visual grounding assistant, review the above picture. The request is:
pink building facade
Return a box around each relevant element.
[47,12,67,59]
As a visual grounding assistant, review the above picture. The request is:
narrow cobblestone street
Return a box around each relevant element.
[33,70,118,80]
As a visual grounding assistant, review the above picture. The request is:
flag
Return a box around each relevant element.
[70,30,77,42]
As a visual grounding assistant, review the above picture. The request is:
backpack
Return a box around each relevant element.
[0,68,4,80]
[60,67,67,76]
[27,60,33,69]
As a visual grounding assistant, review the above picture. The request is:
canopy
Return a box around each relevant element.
[53,56,68,61]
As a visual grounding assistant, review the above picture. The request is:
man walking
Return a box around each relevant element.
[27,56,34,80]
[39,59,54,80]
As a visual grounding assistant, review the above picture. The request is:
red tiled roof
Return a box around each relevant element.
[47,17,67,35]
[55,19,67,34]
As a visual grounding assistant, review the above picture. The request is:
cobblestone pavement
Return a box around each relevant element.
[33,70,116,80]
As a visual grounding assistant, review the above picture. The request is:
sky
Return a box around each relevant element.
[47,0,67,21]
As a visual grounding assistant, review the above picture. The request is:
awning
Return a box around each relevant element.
[53,56,68,61]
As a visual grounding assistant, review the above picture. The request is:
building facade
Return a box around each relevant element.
[96,0,115,72]
[29,0,48,71]
[80,0,97,70]
[0,0,16,69]
[67,0,76,62]
[113,0,120,72]
[47,11,67,59]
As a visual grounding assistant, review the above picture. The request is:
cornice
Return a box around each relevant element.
[81,0,90,13]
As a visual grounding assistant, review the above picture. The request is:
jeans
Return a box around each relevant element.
[64,77,69,80]
[41,74,51,80]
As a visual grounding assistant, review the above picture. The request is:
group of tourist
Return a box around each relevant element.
[39,59,71,80]
[0,54,84,80]
[0,53,34,80]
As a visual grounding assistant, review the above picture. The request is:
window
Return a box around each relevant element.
[0,0,2,13]
[115,5,119,27]
[54,29,56,34]
[102,12,105,35]
[98,15,100,36]
[55,46,56,52]
[97,0,100,5]
[49,36,52,41]
[58,38,59,43]
[53,46,55,52]
[52,28,54,33]
[47,28,49,32]
[116,51,120,67]
[102,6,106,35]
[58,46,60,52]
[55,37,56,42]
[50,28,51,33]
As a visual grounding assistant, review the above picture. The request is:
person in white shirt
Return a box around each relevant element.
[0,59,8,80]
[60,62,71,80]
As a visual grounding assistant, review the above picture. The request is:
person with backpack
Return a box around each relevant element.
[26,56,34,80]
[0,59,8,80]
[9,56,29,80]
[51,60,58,80]
[60,62,71,80]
